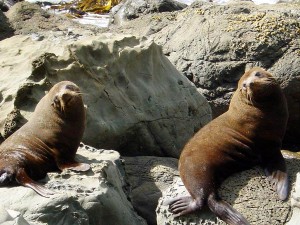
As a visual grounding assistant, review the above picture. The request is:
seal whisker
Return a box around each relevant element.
[75,91,88,96]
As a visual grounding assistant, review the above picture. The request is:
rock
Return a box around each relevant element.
[287,171,300,225]
[0,144,147,225]
[0,0,16,11]
[123,156,179,225]
[156,151,300,224]
[0,33,211,157]
[112,0,187,25]
[0,10,14,41]
[111,1,300,146]
[6,2,101,36]
[268,46,300,147]
[0,206,30,225]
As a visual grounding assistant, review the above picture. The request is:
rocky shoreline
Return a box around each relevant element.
[1,0,300,224]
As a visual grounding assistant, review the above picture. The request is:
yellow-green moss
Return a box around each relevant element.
[225,12,300,44]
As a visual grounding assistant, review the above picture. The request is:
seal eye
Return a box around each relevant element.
[65,84,78,92]
[254,72,262,77]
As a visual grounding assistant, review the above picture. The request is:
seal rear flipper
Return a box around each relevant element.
[208,193,250,225]
[57,161,90,172]
[16,168,54,198]
[164,196,204,217]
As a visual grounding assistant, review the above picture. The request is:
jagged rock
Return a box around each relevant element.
[0,144,147,225]
[112,0,187,25]
[111,1,300,146]
[123,156,179,225]
[156,151,300,225]
[0,33,211,157]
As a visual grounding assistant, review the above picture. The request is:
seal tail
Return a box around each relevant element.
[207,193,250,225]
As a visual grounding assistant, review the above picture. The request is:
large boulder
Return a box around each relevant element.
[123,156,179,225]
[112,0,187,25]
[111,1,300,146]
[6,1,101,36]
[156,151,300,224]
[0,34,211,157]
[0,144,147,225]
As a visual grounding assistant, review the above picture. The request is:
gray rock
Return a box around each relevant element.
[112,1,300,145]
[6,2,100,36]
[156,151,300,224]
[0,144,147,225]
[123,156,179,225]
[112,0,187,25]
[287,172,300,225]
[0,33,211,157]
[0,206,30,225]
[0,0,16,11]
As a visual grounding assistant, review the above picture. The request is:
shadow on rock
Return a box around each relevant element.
[123,156,179,225]
[0,10,14,41]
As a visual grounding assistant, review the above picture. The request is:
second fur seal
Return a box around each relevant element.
[166,68,289,225]
[0,81,90,197]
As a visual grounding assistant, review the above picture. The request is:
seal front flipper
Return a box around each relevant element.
[57,161,90,172]
[16,168,54,198]
[264,166,288,200]
[164,196,203,217]
[207,193,250,225]
[262,151,289,200]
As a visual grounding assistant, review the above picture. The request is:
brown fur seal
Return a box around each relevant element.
[0,81,90,197]
[166,68,289,225]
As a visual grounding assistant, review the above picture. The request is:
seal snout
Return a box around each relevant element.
[242,81,253,90]
[242,79,255,94]
[242,70,265,91]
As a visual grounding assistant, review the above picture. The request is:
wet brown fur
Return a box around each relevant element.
[0,81,89,197]
[167,68,289,225]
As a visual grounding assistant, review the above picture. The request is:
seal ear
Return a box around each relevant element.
[253,71,262,77]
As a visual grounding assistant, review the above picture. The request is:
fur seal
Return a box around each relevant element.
[0,81,90,197]
[166,68,289,225]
